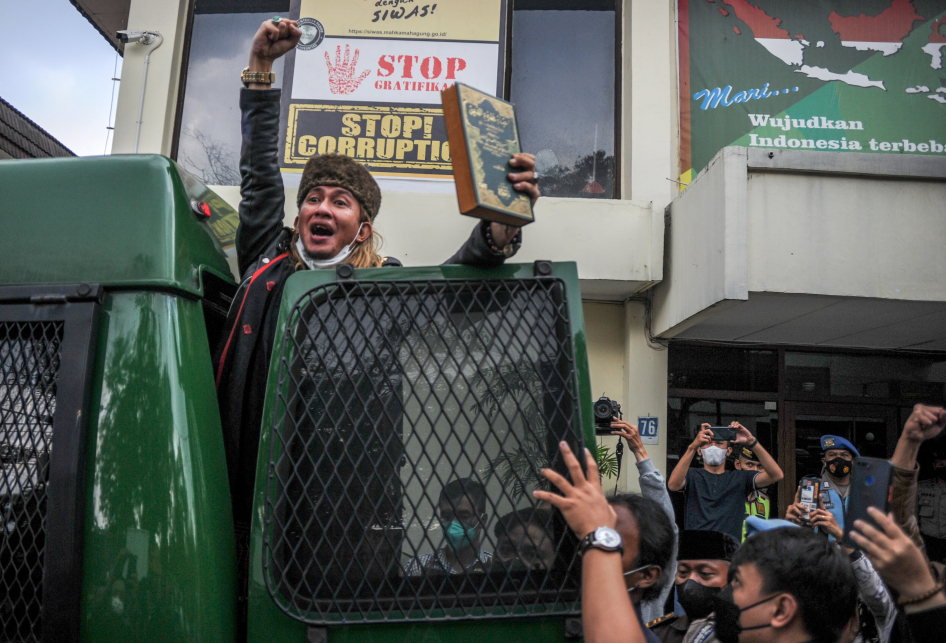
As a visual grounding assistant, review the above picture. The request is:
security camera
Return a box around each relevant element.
[117,30,156,44]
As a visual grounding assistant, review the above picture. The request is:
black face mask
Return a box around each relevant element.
[712,584,779,643]
[825,456,852,478]
[676,579,721,620]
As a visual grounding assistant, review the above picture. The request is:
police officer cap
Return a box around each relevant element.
[739,446,759,462]
[820,434,860,457]
[678,530,740,562]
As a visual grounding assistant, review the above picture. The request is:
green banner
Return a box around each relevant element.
[679,0,946,183]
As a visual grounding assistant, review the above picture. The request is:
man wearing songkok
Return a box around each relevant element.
[647,530,738,643]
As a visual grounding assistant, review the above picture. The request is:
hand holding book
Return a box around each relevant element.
[442,83,538,227]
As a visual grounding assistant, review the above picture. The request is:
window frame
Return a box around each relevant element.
[172,0,623,197]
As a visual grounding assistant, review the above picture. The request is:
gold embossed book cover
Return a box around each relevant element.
[441,83,534,227]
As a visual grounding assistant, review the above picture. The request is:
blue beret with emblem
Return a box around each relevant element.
[745,516,800,539]
[820,434,859,457]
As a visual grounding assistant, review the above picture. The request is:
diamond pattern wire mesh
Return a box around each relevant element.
[0,321,62,642]
[264,277,586,624]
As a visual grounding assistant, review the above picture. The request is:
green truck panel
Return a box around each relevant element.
[248,262,594,643]
[0,154,236,294]
[81,292,236,642]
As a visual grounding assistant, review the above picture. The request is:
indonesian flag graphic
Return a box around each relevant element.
[720,0,924,62]
[720,0,804,65]
[827,0,923,56]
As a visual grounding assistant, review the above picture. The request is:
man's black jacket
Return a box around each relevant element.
[214,89,519,524]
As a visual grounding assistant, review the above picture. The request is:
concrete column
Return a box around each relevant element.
[622,299,669,492]
[111,0,190,155]
[626,0,678,213]
[583,302,628,494]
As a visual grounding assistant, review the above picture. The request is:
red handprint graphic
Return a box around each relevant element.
[325,44,371,95]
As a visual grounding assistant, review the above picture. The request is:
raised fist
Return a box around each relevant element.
[249,18,301,66]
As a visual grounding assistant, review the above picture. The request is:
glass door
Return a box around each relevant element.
[779,402,897,515]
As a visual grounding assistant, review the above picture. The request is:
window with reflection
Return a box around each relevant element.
[510,0,617,199]
[176,1,289,186]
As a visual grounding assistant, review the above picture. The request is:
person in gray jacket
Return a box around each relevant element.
[611,419,680,623]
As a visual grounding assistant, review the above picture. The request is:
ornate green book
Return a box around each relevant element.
[441,83,534,227]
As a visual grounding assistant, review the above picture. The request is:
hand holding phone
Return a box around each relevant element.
[810,500,844,541]
[842,457,894,550]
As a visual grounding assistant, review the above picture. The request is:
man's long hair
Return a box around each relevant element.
[347,209,384,268]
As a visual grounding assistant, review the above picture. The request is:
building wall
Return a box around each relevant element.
[746,172,946,301]
[627,0,678,211]
[653,147,946,340]
[583,302,627,490]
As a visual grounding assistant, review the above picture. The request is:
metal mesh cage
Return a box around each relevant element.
[264,277,586,624]
[0,321,62,642]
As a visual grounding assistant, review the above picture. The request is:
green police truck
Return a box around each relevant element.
[0,155,596,643]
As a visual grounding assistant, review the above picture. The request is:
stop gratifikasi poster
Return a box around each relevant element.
[678,0,946,184]
[280,0,507,180]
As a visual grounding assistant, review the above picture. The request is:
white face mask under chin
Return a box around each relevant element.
[701,445,728,466]
[296,223,363,269]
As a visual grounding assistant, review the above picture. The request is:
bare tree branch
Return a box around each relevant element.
[178,127,241,186]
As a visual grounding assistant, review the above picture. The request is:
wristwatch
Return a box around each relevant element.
[241,67,275,87]
[578,526,623,556]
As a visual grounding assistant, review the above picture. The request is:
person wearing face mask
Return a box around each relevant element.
[611,419,680,623]
[534,442,652,643]
[607,494,678,643]
[216,18,539,548]
[786,435,858,541]
[537,449,678,643]
[647,530,738,643]
[685,525,858,643]
[667,423,783,541]
[405,478,492,575]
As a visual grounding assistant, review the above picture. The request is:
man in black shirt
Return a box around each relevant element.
[667,422,783,541]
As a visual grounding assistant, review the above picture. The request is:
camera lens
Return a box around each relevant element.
[593,400,613,420]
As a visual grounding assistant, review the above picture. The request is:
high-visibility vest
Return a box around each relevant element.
[741,490,770,541]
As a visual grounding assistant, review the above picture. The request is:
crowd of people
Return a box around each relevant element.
[538,405,946,643]
[216,18,946,643]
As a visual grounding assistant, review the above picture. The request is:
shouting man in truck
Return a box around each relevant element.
[212,17,539,628]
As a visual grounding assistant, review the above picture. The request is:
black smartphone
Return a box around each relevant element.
[842,457,893,549]
[709,426,736,442]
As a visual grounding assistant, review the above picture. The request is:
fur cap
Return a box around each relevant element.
[296,153,381,220]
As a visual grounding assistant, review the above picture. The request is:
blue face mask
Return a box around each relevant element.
[443,520,478,550]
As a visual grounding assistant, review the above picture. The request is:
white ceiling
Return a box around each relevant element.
[673,292,946,351]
